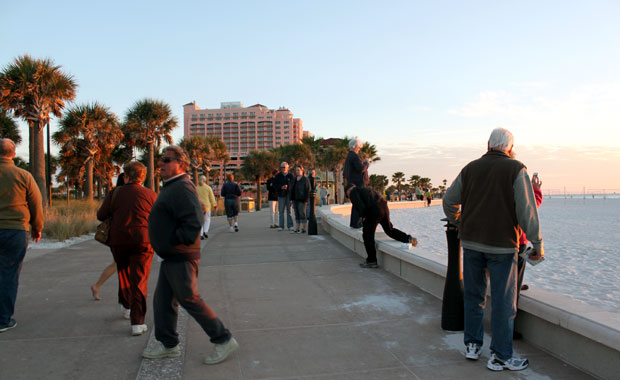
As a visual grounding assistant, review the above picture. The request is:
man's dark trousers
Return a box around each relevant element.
[153,259,231,348]
[362,199,410,263]
[0,230,27,324]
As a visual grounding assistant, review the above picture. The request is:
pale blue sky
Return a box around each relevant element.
[2,0,619,191]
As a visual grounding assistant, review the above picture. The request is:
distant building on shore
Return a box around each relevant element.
[183,101,309,171]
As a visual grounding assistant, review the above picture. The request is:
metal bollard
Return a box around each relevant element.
[307,194,318,235]
[441,218,464,331]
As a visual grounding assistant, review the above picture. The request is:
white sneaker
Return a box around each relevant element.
[487,353,529,371]
[229,226,234,233]
[142,342,181,359]
[203,337,239,365]
[132,324,148,336]
[465,343,482,360]
[120,305,131,320]
[278,228,283,231]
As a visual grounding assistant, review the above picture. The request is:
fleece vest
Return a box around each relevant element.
[459,150,525,249]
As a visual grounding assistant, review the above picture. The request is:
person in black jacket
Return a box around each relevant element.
[343,138,369,228]
[266,169,279,228]
[220,173,242,233]
[274,162,294,231]
[145,145,238,364]
[345,183,418,268]
[289,165,311,233]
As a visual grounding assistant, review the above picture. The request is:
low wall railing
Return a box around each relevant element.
[318,201,619,380]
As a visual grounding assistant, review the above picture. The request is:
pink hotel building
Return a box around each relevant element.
[183,101,309,170]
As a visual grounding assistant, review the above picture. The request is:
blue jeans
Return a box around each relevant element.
[0,230,28,324]
[463,248,518,360]
[277,196,293,228]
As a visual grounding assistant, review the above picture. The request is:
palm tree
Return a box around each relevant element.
[54,103,122,200]
[0,108,21,144]
[301,135,324,168]
[0,55,77,206]
[359,142,381,165]
[273,142,313,168]
[409,175,421,189]
[203,136,228,188]
[180,135,212,185]
[392,171,405,201]
[240,150,278,210]
[369,174,388,193]
[420,177,432,189]
[326,138,350,204]
[123,99,177,190]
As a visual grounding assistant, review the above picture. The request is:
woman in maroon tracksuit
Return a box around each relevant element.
[97,161,157,336]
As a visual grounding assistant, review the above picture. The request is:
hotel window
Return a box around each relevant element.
[275,121,280,124]
[284,121,289,124]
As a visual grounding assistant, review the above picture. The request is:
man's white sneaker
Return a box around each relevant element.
[132,324,148,336]
[229,226,234,233]
[203,337,239,365]
[487,353,529,371]
[142,343,181,359]
[465,343,482,360]
[120,305,131,320]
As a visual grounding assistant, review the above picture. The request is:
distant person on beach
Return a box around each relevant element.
[220,173,241,233]
[0,138,43,333]
[97,161,157,336]
[443,127,543,372]
[344,183,418,268]
[274,161,294,231]
[344,137,369,228]
[290,165,311,233]
[266,169,279,227]
[197,175,217,239]
[144,145,238,364]
[425,188,433,207]
[415,186,424,201]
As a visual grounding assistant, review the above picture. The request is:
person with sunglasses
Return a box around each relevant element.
[144,145,238,365]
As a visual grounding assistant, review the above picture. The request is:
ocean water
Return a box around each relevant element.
[388,198,620,313]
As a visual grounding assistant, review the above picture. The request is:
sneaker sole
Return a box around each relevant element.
[142,350,181,359]
[204,338,239,365]
[487,360,528,371]
[0,322,17,333]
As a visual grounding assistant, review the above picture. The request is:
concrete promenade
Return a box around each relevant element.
[0,210,594,379]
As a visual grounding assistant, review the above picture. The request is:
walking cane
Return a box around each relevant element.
[441,218,464,331]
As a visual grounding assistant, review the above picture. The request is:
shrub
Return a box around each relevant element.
[43,200,101,241]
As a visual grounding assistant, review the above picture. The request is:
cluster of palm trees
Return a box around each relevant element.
[387,172,447,200]
[1,54,387,209]
[0,55,231,204]
[239,136,380,209]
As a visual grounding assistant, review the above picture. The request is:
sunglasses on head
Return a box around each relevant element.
[161,156,178,163]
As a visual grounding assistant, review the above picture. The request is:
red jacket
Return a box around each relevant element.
[97,183,157,246]
[519,186,543,245]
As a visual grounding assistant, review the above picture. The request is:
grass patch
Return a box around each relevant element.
[43,200,101,241]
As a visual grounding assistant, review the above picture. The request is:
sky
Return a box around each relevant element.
[2,0,620,193]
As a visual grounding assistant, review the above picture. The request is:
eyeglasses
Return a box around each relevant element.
[160,156,178,163]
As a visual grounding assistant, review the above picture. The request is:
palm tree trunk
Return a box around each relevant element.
[193,167,199,185]
[256,176,262,211]
[33,121,48,207]
[28,122,34,172]
[146,142,154,190]
[85,159,93,200]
